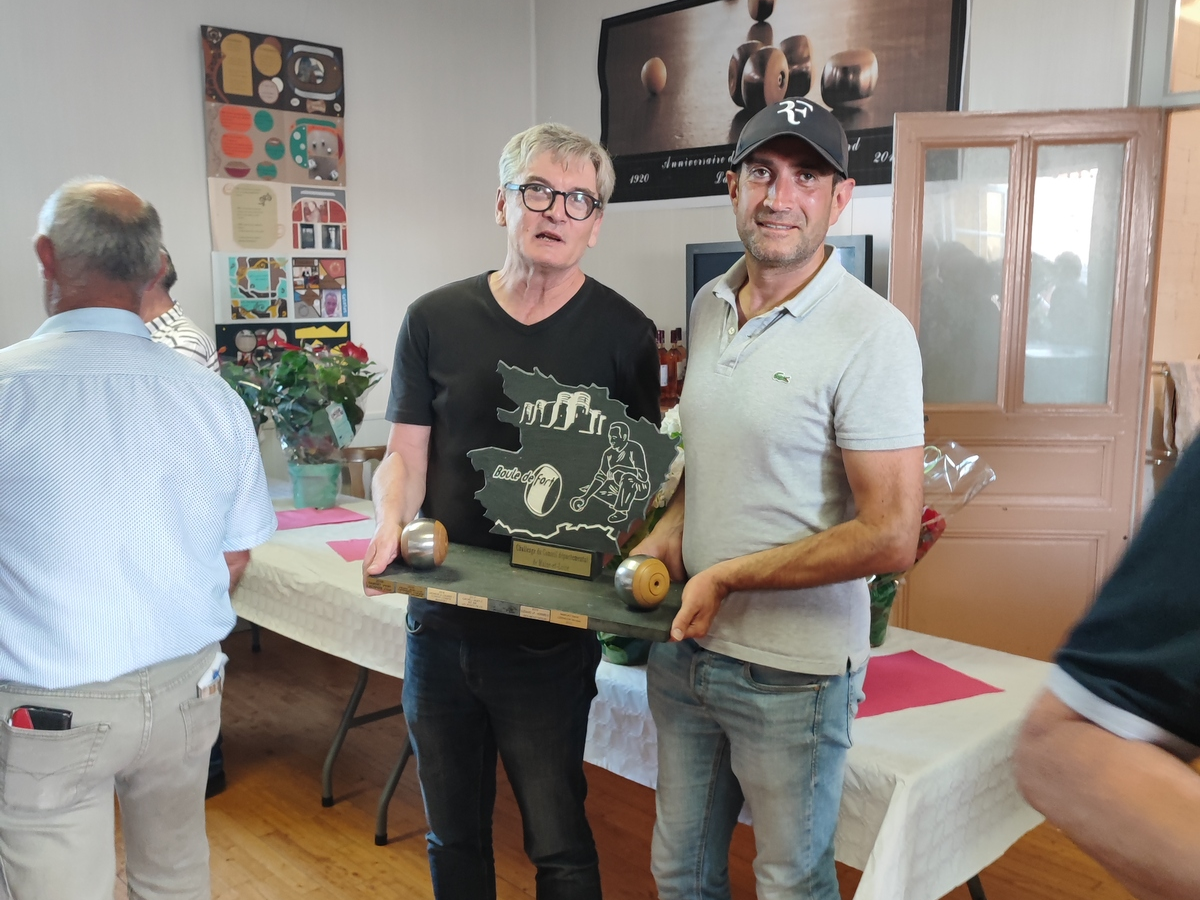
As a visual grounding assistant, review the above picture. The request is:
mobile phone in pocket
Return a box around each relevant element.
[8,706,73,730]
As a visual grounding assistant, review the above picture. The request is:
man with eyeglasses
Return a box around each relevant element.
[364,123,659,899]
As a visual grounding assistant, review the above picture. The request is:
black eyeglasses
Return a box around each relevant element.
[504,182,603,221]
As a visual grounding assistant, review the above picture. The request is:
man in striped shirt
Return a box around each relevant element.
[140,246,219,373]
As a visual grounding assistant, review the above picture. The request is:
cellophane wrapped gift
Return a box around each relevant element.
[868,442,996,647]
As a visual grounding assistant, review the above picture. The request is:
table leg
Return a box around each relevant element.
[321,666,406,809]
[375,736,415,846]
[966,875,987,900]
[323,666,370,806]
[250,623,261,653]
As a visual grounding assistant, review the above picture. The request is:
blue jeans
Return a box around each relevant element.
[402,616,603,900]
[647,640,866,900]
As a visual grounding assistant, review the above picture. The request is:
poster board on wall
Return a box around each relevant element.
[200,24,352,357]
[599,0,967,202]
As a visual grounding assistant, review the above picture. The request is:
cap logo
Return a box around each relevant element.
[777,99,814,125]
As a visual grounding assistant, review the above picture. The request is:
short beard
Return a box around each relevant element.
[737,219,825,270]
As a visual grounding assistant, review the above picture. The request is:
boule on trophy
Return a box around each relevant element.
[364,363,683,640]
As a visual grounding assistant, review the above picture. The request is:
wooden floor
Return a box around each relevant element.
[113,631,1134,900]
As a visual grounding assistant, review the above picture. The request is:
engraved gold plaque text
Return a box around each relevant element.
[511,540,597,579]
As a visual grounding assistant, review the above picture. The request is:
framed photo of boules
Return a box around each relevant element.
[598,0,968,201]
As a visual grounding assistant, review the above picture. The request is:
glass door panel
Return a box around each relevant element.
[919,147,1011,404]
[1023,142,1125,405]
[1172,0,1200,94]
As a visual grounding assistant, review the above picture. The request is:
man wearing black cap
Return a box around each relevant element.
[632,100,925,898]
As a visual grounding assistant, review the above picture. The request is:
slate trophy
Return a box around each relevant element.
[469,363,678,580]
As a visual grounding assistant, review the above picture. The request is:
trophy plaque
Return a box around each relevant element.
[468,363,679,578]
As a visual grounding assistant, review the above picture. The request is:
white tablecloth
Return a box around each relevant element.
[234,497,409,679]
[586,631,1048,900]
[235,504,1047,900]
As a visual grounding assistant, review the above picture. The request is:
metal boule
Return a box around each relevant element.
[615,555,670,610]
[400,518,448,570]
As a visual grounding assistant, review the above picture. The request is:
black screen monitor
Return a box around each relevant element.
[684,235,874,335]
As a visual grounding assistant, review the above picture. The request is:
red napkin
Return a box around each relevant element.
[857,650,1002,718]
[327,538,371,562]
[276,507,370,530]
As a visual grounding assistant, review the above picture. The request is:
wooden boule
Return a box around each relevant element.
[780,35,813,98]
[728,41,763,107]
[820,48,879,106]
[747,0,774,22]
[747,22,773,46]
[641,56,667,95]
[741,46,789,111]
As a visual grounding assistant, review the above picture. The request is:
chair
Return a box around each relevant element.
[342,445,387,499]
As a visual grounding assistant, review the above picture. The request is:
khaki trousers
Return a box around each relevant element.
[0,643,222,900]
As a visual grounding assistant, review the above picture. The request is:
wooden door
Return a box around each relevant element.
[889,109,1164,660]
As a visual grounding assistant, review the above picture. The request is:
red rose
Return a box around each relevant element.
[339,340,369,362]
[914,506,947,562]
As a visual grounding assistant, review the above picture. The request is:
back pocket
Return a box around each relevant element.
[0,720,109,811]
[180,693,222,758]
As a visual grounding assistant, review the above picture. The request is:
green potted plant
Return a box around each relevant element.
[222,341,381,509]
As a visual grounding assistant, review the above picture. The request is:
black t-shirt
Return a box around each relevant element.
[385,272,661,642]
[1055,435,1200,750]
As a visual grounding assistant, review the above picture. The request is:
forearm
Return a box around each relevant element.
[1016,693,1200,900]
[371,450,426,530]
[630,479,686,581]
[224,550,250,592]
[648,478,685,540]
[712,513,916,596]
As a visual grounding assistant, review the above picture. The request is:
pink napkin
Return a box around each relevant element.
[857,650,1002,718]
[327,538,371,562]
[276,507,370,530]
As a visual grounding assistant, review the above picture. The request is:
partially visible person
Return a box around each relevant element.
[139,245,220,372]
[632,100,925,899]
[1015,439,1200,900]
[363,123,659,899]
[141,243,229,800]
[0,178,276,900]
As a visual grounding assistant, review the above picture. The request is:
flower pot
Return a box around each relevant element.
[288,462,342,510]
[597,633,652,666]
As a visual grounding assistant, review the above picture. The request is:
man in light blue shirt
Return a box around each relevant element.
[0,179,277,900]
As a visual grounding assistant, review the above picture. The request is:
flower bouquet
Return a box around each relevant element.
[868,442,996,646]
[222,340,381,508]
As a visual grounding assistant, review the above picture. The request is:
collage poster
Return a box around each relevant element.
[201,25,351,358]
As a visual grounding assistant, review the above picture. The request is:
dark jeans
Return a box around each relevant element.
[403,615,603,900]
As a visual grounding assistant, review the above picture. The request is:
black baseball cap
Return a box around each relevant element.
[731,99,849,177]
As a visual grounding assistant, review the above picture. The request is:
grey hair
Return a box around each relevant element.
[498,124,616,206]
[37,178,163,285]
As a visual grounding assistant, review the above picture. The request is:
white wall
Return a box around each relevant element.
[1,0,1143,427]
[0,0,534,426]
[533,0,1138,335]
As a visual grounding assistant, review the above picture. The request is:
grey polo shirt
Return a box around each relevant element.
[680,250,924,674]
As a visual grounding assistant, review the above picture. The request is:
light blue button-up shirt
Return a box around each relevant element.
[0,307,276,688]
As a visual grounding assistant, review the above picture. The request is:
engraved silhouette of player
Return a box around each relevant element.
[570,422,651,523]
